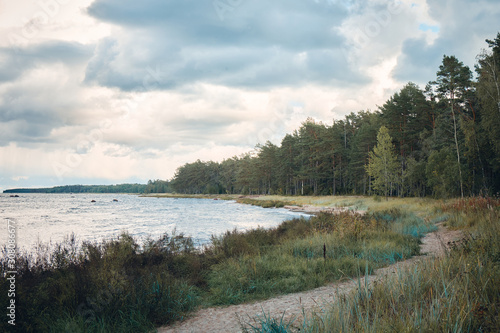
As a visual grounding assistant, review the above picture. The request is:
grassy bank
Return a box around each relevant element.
[0,196,445,332]
[237,195,440,213]
[250,197,499,333]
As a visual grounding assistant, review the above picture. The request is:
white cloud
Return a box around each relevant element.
[0,0,110,47]
[0,0,498,188]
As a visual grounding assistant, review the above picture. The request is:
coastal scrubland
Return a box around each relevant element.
[298,196,500,333]
[0,195,498,332]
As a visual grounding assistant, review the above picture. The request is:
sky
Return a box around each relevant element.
[0,0,498,191]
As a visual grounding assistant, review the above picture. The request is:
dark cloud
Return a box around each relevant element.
[393,0,500,84]
[84,0,369,91]
[392,37,444,84]
[0,41,92,83]
[87,0,345,49]
[0,97,64,146]
[0,119,54,146]
[0,41,94,146]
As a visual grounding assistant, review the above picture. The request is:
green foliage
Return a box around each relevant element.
[380,82,433,197]
[425,148,460,198]
[0,232,200,332]
[144,179,172,193]
[430,55,474,197]
[476,33,500,174]
[366,126,399,198]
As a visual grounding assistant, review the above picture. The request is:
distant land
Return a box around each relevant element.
[3,183,147,194]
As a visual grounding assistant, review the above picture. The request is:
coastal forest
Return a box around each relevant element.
[2,33,499,333]
[161,33,500,198]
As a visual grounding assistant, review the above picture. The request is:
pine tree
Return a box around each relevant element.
[476,33,500,172]
[379,82,432,196]
[432,55,472,197]
[366,126,399,199]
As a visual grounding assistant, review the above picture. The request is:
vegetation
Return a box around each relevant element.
[143,180,173,194]
[163,33,500,198]
[366,126,399,199]
[0,198,437,332]
[235,198,292,208]
[3,180,174,194]
[3,183,147,194]
[293,197,500,333]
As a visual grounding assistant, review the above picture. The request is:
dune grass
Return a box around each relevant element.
[201,210,424,307]
[0,196,445,332]
[271,197,500,333]
[246,195,438,214]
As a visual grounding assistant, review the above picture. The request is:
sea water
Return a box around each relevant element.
[0,193,308,251]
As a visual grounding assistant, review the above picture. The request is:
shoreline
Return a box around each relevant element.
[283,204,366,215]
[140,193,370,215]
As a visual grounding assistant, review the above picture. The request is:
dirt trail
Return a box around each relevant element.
[158,223,462,333]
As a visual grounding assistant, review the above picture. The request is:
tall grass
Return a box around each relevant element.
[242,310,297,333]
[298,197,500,333]
[0,232,200,332]
[206,210,426,306]
[0,199,439,332]
[236,198,292,208]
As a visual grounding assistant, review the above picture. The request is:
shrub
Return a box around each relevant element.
[0,201,439,332]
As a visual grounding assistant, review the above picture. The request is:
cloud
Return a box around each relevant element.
[393,0,500,84]
[1,0,498,189]
[84,0,369,91]
[0,40,92,82]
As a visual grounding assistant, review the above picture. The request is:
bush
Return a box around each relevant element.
[0,232,201,332]
[0,203,438,331]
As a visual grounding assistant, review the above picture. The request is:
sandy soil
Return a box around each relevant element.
[284,205,366,215]
[158,223,462,333]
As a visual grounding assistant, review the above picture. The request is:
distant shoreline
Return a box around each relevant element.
[3,183,147,194]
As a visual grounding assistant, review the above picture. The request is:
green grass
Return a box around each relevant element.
[207,253,372,306]
[205,209,426,306]
[236,198,293,208]
[295,197,500,332]
[0,196,446,332]
[242,310,297,333]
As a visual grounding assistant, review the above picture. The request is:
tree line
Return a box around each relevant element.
[4,184,147,194]
[163,33,500,198]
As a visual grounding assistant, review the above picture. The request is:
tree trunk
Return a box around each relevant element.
[451,100,464,198]
[368,175,372,195]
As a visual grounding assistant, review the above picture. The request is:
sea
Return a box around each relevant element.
[0,193,308,251]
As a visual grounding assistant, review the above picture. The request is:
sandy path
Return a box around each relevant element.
[158,223,462,333]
